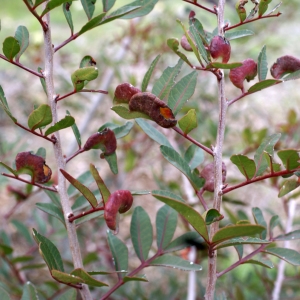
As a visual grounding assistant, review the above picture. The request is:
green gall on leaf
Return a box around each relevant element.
[83,128,117,158]
[270,55,300,79]
[15,152,52,184]
[129,92,177,128]
[114,83,141,103]
[229,58,257,91]
[104,190,133,230]
[209,36,231,64]
[235,0,248,22]
[200,162,226,192]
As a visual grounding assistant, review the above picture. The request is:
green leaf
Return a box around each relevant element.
[75,210,104,226]
[282,70,300,81]
[0,287,11,300]
[212,224,266,245]
[36,203,65,226]
[130,206,153,262]
[189,21,209,63]
[43,189,61,207]
[258,0,272,17]
[14,26,29,61]
[104,151,118,174]
[167,38,193,67]
[90,164,110,203]
[34,0,47,7]
[51,269,84,284]
[160,145,204,190]
[189,17,208,45]
[0,244,13,255]
[164,232,206,253]
[0,85,17,122]
[78,13,106,35]
[0,161,18,176]
[252,207,267,239]
[230,154,256,180]
[206,62,242,69]
[2,36,20,60]
[243,258,274,269]
[278,179,300,197]
[41,0,74,17]
[152,59,183,100]
[269,215,280,237]
[81,0,96,20]
[32,229,64,271]
[225,29,254,40]
[54,289,76,300]
[98,121,133,139]
[184,144,204,170]
[102,0,116,12]
[66,110,81,147]
[80,55,96,68]
[263,247,300,265]
[100,6,141,25]
[142,54,161,92]
[60,169,98,208]
[258,45,268,81]
[168,71,197,115]
[107,230,128,279]
[248,79,281,93]
[152,190,209,242]
[35,147,46,160]
[277,149,300,171]
[21,282,39,300]
[203,209,224,225]
[71,268,108,287]
[275,229,300,241]
[254,133,281,176]
[45,115,75,136]
[38,67,47,95]
[120,0,158,19]
[11,219,32,244]
[68,170,93,197]
[135,118,172,148]
[11,256,34,264]
[71,66,98,91]
[150,255,202,271]
[156,205,177,250]
[63,2,74,34]
[111,104,151,120]
[28,104,52,131]
[123,275,148,282]
[178,109,197,134]
[215,237,270,250]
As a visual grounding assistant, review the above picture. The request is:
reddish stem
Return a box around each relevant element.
[172,126,214,156]
[65,148,85,163]
[196,188,209,211]
[68,206,104,223]
[222,168,299,195]
[54,33,80,52]
[56,89,108,102]
[183,0,217,15]
[2,173,57,192]
[15,122,56,143]
[23,0,48,32]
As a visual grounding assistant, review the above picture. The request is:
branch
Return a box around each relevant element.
[68,206,104,223]
[54,33,80,52]
[0,54,44,78]
[56,89,108,102]
[23,0,48,32]
[225,13,282,31]
[222,168,299,195]
[172,126,214,156]
[2,173,58,192]
[65,148,85,163]
[183,0,217,15]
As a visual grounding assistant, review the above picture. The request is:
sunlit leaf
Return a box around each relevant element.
[71,66,98,91]
[167,38,192,67]
[248,79,281,93]
[78,13,106,35]
[3,36,20,60]
[206,62,242,69]
[230,154,256,180]
[45,115,74,136]
[142,54,161,92]
[14,26,29,61]
[203,209,224,225]
[51,269,84,284]
[100,6,141,24]
[277,149,300,171]
[71,268,108,287]
[28,104,52,131]
[90,164,110,203]
[111,104,151,120]
[41,0,74,17]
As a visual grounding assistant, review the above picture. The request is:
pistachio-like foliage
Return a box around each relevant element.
[114,83,177,128]
[270,55,300,79]
[104,190,133,230]
[209,36,231,63]
[200,162,226,192]
[83,128,117,157]
[229,58,257,91]
[15,152,52,183]
[235,0,248,22]
[114,82,141,103]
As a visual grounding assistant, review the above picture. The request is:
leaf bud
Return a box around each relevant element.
[229,58,257,91]
[209,36,231,63]
[270,55,300,79]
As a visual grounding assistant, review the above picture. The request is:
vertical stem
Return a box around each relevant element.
[205,1,227,299]
[42,6,92,300]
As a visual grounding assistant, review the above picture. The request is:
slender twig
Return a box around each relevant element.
[172,126,213,156]
[225,13,282,31]
[196,189,209,211]
[183,0,217,15]
[0,54,44,78]
[2,173,58,192]
[23,0,48,32]
[222,168,299,195]
[65,148,85,163]
[54,33,80,52]
[68,206,104,223]
[42,4,92,299]
[56,89,108,102]
[1,253,25,285]
[15,122,56,143]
